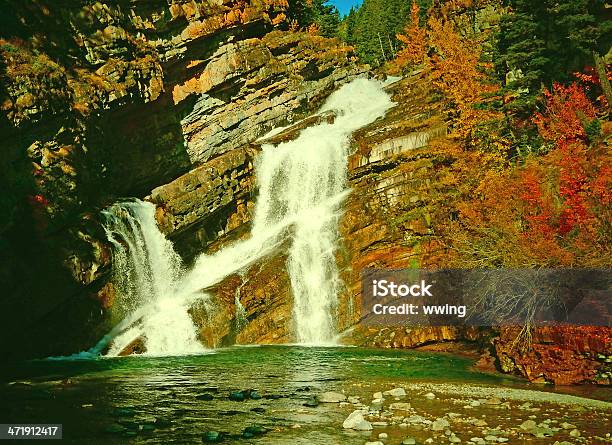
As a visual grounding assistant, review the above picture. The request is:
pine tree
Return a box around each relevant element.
[339,0,431,66]
[286,0,340,38]
[496,0,611,113]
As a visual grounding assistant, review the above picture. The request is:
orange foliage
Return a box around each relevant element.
[532,83,607,236]
[426,16,499,140]
[307,23,320,35]
[394,1,427,68]
[392,10,500,144]
[438,80,610,268]
[574,65,612,107]
[533,83,596,145]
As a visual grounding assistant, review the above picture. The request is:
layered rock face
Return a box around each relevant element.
[0,0,363,358]
[181,71,610,385]
[495,326,611,385]
[150,72,451,347]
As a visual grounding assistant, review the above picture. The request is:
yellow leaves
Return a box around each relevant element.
[307,23,320,36]
[272,13,286,25]
[392,5,502,146]
[393,1,427,71]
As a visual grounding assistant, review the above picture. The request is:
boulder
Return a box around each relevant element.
[343,410,373,430]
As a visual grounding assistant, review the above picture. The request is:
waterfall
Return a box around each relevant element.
[101,201,205,356]
[249,78,395,343]
[98,78,394,354]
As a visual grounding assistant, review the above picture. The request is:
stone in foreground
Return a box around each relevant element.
[343,410,373,430]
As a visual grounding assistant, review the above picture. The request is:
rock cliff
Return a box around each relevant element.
[0,0,363,359]
[153,70,610,385]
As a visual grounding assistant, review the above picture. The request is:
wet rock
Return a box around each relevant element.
[154,418,172,428]
[141,424,155,434]
[384,387,406,397]
[112,407,136,417]
[250,391,262,400]
[371,398,384,409]
[343,410,373,430]
[243,426,267,436]
[196,393,214,401]
[560,422,576,429]
[424,392,436,399]
[520,420,537,431]
[406,415,426,424]
[431,418,450,431]
[402,438,416,445]
[251,407,266,413]
[229,391,246,401]
[365,442,384,445]
[484,397,502,405]
[219,410,243,416]
[202,431,223,442]
[118,420,139,430]
[449,433,461,443]
[319,391,347,403]
[389,402,412,411]
[303,397,319,407]
[495,325,610,384]
[569,429,581,437]
[531,426,555,438]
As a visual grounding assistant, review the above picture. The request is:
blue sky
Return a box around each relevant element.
[328,0,363,16]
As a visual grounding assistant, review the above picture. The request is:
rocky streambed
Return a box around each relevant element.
[1,346,610,444]
[327,383,610,445]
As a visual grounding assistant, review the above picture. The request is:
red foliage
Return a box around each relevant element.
[528,83,609,236]
[554,141,591,235]
[533,83,596,145]
[520,166,555,237]
[31,194,49,206]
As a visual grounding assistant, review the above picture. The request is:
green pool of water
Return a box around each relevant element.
[0,346,608,444]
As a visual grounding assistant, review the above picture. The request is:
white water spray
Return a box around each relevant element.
[99,78,394,354]
[101,201,204,356]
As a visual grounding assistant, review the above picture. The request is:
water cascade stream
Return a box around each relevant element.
[98,78,394,355]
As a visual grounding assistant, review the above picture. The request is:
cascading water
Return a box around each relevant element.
[100,201,204,356]
[98,78,394,355]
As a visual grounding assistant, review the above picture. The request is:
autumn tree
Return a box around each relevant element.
[343,0,429,65]
[394,1,427,69]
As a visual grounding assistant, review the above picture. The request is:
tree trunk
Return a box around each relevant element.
[593,51,612,113]
[377,32,388,62]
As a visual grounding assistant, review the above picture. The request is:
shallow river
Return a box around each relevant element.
[1,347,610,444]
